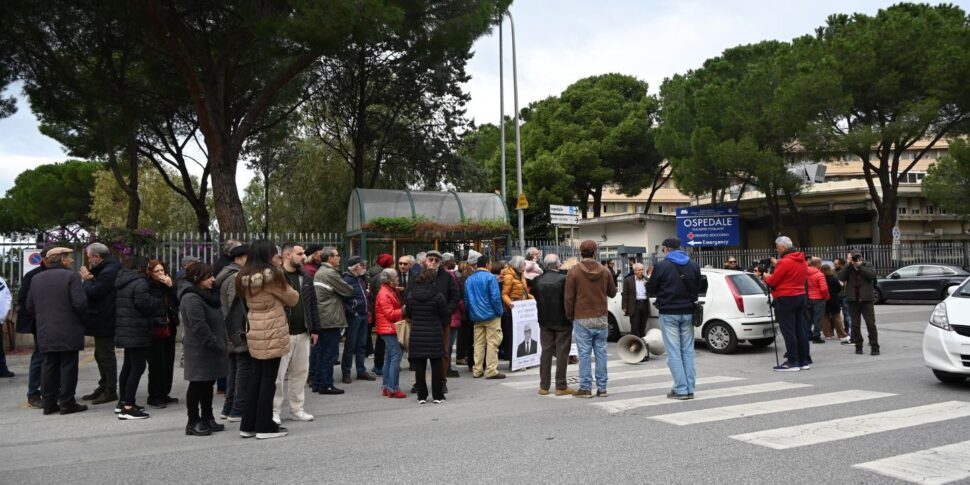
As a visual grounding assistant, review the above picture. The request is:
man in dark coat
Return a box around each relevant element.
[79,242,122,405]
[622,263,650,339]
[340,256,376,383]
[16,248,48,408]
[533,254,574,395]
[26,247,89,415]
[114,258,154,417]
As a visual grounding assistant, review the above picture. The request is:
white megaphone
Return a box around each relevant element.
[618,328,666,364]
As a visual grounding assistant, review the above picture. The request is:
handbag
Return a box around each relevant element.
[395,319,411,350]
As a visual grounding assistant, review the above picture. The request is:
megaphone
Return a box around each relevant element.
[618,328,666,364]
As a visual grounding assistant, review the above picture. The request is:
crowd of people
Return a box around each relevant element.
[757,236,880,372]
[4,233,878,438]
[8,239,652,437]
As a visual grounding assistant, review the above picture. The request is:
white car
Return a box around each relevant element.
[607,268,777,354]
[922,277,970,384]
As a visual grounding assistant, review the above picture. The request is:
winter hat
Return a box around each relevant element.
[376,253,394,268]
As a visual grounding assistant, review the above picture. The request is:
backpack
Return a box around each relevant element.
[225,296,249,347]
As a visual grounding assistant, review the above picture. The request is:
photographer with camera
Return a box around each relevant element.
[765,236,810,372]
[838,250,879,356]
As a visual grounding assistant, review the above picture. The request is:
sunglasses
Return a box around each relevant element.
[426,257,441,263]
[398,262,409,266]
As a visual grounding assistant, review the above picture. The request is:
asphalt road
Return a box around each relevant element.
[2,303,968,484]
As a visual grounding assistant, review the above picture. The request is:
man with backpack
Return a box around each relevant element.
[646,238,707,400]
[215,244,250,421]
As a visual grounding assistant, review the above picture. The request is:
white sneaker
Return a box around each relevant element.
[256,430,288,440]
[226,415,242,422]
[290,410,314,422]
[240,430,256,438]
[272,413,282,425]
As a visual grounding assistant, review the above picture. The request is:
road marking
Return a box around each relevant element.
[651,390,895,425]
[503,367,670,389]
[553,376,745,399]
[853,439,970,485]
[593,381,811,414]
[79,354,95,367]
[731,401,970,450]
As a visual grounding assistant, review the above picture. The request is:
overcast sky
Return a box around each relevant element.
[1,0,964,194]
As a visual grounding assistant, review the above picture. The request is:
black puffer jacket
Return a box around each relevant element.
[404,283,449,359]
[114,269,153,348]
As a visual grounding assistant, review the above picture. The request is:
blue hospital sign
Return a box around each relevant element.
[676,207,740,247]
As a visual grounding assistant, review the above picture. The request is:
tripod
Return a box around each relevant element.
[766,291,780,367]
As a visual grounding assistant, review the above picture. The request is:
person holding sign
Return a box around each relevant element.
[501,256,533,360]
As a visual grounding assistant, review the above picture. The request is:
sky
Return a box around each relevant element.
[1,0,966,195]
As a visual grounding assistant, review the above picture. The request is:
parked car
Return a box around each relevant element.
[607,269,777,354]
[922,278,970,384]
[875,264,970,303]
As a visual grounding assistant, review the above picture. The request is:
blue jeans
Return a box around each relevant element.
[840,299,853,339]
[381,335,402,392]
[660,313,696,395]
[313,329,341,389]
[223,352,252,416]
[342,315,368,377]
[448,327,458,369]
[573,322,608,392]
[28,338,44,397]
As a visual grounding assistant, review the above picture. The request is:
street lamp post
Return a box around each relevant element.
[509,12,525,254]
[498,18,506,203]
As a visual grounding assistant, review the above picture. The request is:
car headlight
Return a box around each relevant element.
[929,303,950,331]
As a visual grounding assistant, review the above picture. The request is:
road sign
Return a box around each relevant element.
[892,225,901,242]
[549,204,579,216]
[550,214,579,225]
[676,206,740,247]
[516,192,529,210]
[23,249,43,276]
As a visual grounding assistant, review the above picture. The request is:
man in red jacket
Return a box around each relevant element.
[765,236,810,372]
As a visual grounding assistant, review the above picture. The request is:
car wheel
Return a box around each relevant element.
[607,313,621,342]
[704,321,738,354]
[932,369,968,384]
[873,286,884,304]
[748,338,774,349]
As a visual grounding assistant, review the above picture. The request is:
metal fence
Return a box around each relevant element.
[0,232,344,294]
[688,242,970,277]
[507,240,580,262]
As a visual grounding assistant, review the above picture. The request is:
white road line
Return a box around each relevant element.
[552,376,745,399]
[651,390,895,425]
[853,439,970,485]
[731,401,970,450]
[502,367,671,389]
[593,381,811,414]
[506,358,634,378]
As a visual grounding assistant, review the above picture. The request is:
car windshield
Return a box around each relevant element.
[956,278,970,298]
[729,274,767,295]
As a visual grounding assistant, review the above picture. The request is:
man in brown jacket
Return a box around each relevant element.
[565,240,617,398]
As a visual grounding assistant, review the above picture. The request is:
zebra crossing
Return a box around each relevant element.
[503,358,970,484]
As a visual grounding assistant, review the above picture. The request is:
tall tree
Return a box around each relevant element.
[790,3,970,243]
[521,74,665,219]
[4,0,147,229]
[303,6,491,190]
[139,0,511,232]
[658,41,818,245]
[0,161,100,234]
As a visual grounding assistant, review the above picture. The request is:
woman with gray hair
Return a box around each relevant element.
[374,268,406,398]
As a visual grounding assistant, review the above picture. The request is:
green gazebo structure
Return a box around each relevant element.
[345,188,512,263]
